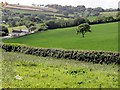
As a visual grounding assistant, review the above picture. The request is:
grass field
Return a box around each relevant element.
[88,11,118,21]
[0,24,9,27]
[8,8,63,16]
[3,22,118,51]
[2,51,118,88]
[100,11,118,18]
[8,4,58,12]
[87,16,97,21]
[0,24,28,33]
[8,25,28,33]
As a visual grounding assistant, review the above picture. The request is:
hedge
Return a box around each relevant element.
[1,43,120,64]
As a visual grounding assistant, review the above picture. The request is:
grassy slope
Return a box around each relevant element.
[2,51,118,88]
[87,16,97,22]
[3,22,118,51]
[88,11,118,21]
[100,11,118,18]
[9,9,63,16]
[0,24,28,33]
[0,24,9,27]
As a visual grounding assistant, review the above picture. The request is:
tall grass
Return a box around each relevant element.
[2,51,119,88]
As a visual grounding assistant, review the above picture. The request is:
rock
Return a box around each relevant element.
[15,75,23,80]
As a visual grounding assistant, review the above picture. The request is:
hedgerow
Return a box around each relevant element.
[1,43,120,64]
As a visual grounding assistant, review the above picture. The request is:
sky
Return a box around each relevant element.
[1,0,120,9]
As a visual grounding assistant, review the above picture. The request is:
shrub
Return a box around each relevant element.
[0,26,9,36]
[37,23,48,31]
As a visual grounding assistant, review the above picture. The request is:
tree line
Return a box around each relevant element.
[45,4,119,17]
[44,15,119,30]
[1,13,120,37]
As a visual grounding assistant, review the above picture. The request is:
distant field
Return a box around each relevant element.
[2,51,118,88]
[8,25,28,33]
[88,11,118,21]
[0,24,9,27]
[4,4,58,13]
[0,24,28,33]
[87,16,97,21]
[3,22,118,51]
[100,11,118,17]
[9,8,63,16]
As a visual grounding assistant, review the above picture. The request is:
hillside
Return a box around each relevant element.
[1,2,119,89]
[2,3,65,18]
[3,22,118,51]
[3,4,58,12]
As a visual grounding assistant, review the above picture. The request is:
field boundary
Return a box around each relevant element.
[1,43,120,64]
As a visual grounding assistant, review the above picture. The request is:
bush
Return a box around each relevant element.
[45,18,89,29]
[91,16,116,24]
[37,23,48,31]
[0,26,9,36]
[74,17,88,26]
[46,20,58,29]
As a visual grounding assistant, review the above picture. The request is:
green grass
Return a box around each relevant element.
[2,51,119,88]
[87,16,97,21]
[88,11,118,21]
[0,24,9,27]
[8,25,28,33]
[3,22,118,51]
[8,8,63,16]
[100,11,118,18]
[0,24,27,33]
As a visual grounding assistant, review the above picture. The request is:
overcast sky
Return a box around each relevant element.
[1,0,119,9]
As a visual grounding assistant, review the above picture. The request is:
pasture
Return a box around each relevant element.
[8,8,63,17]
[87,16,97,21]
[0,24,28,33]
[100,11,118,18]
[2,51,118,88]
[8,25,28,33]
[88,11,118,21]
[3,22,118,51]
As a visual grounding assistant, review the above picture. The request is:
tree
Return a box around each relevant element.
[83,10,90,18]
[19,14,24,18]
[0,26,9,36]
[2,15,8,22]
[34,16,42,23]
[37,23,48,31]
[106,16,114,22]
[93,16,115,24]
[94,7,104,12]
[76,23,91,38]
[8,20,16,27]
[62,11,69,16]
[116,12,120,20]
[46,20,57,29]
[38,14,46,20]
[29,26,37,31]
[74,17,87,26]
